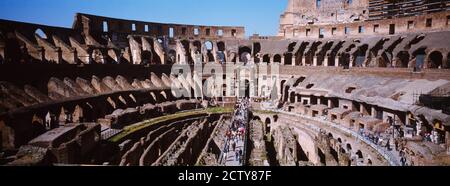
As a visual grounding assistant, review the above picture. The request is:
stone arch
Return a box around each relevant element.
[396,51,410,68]
[317,148,326,165]
[328,133,334,138]
[295,42,309,66]
[412,48,427,71]
[252,116,262,121]
[193,40,202,53]
[253,42,261,56]
[244,79,250,98]
[329,146,339,163]
[205,41,215,62]
[167,49,176,64]
[354,44,368,67]
[91,49,105,64]
[58,107,72,125]
[239,46,252,63]
[273,54,282,63]
[181,40,192,63]
[273,115,279,122]
[217,41,225,51]
[31,114,46,140]
[265,117,271,133]
[217,41,226,63]
[222,84,227,97]
[72,105,84,123]
[263,54,271,63]
[428,51,443,69]
[141,50,152,65]
[356,150,363,159]
[205,40,213,50]
[240,52,251,63]
[379,52,391,67]
[284,53,293,65]
[346,143,352,151]
[339,53,351,69]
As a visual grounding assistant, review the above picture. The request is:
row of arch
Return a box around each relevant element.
[253,113,374,166]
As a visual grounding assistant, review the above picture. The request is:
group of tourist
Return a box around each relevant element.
[223,98,250,165]
[357,118,415,166]
[423,130,443,144]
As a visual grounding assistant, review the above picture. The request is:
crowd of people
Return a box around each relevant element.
[357,118,413,166]
[223,98,249,165]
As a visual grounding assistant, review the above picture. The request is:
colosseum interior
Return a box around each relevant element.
[1,0,450,167]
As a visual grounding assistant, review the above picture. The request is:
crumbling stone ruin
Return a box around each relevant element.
[1,0,450,166]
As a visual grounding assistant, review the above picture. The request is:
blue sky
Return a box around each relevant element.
[0,0,287,36]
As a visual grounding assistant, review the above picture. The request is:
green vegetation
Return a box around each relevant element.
[205,107,233,114]
[254,110,279,115]
[109,107,232,143]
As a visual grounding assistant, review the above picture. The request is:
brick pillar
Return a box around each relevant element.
[371,107,377,118]
[349,56,354,68]
[405,114,410,126]
[446,131,450,155]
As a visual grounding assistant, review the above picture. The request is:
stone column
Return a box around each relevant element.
[313,56,318,66]
[281,57,285,65]
[443,55,449,69]
[446,131,450,155]
[292,57,296,66]
[324,56,329,67]
[405,114,410,126]
[302,56,306,66]
[328,99,333,108]
[349,56,354,68]
[423,54,430,69]
[371,107,377,118]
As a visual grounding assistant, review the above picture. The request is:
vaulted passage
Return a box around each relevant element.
[429,51,443,69]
